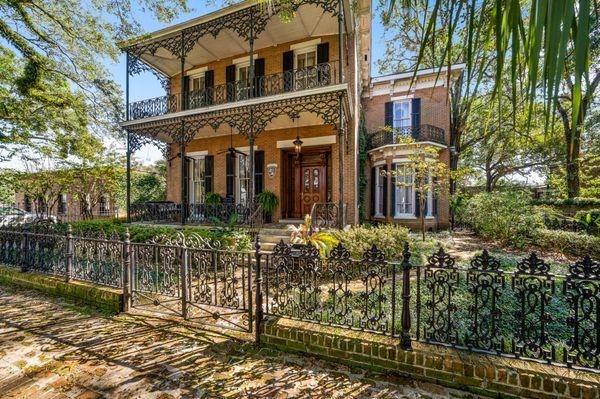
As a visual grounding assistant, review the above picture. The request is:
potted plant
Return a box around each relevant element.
[205,192,221,220]
[256,190,279,223]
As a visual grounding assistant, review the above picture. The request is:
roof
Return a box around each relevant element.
[371,64,466,84]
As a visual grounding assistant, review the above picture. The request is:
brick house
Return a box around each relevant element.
[120,0,460,229]
[15,189,117,222]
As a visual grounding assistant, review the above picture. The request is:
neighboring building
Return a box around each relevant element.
[15,179,118,223]
[120,0,460,229]
[364,66,464,229]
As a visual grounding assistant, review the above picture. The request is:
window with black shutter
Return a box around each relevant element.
[411,98,421,138]
[254,151,264,196]
[283,50,294,92]
[316,42,330,85]
[204,70,214,106]
[226,153,235,199]
[226,65,236,102]
[385,101,393,128]
[254,58,265,97]
[204,155,213,194]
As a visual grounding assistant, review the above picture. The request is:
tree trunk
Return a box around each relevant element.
[565,124,581,198]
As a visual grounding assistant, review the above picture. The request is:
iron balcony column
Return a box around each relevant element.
[180,121,187,225]
[337,0,344,227]
[125,51,131,223]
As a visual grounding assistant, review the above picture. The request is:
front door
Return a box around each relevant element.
[283,148,329,219]
[301,165,325,216]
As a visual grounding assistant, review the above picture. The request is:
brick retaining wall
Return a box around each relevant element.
[260,318,600,399]
[0,266,123,314]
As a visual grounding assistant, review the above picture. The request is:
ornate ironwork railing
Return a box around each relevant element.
[310,202,345,229]
[128,61,341,121]
[130,201,262,226]
[370,125,446,148]
[0,225,599,371]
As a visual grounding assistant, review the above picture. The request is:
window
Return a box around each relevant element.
[294,47,318,90]
[99,196,109,215]
[394,164,415,217]
[374,166,385,216]
[188,73,206,108]
[393,101,412,129]
[426,175,434,217]
[188,158,206,204]
[236,63,252,100]
[236,153,250,205]
[190,74,205,92]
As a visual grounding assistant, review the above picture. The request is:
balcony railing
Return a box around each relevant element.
[370,125,446,148]
[128,61,341,121]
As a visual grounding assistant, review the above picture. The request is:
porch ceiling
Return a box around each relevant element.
[135,3,339,77]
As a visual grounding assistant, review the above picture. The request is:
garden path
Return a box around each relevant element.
[0,286,474,399]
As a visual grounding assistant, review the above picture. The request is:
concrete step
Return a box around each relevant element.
[260,235,290,244]
[259,228,291,236]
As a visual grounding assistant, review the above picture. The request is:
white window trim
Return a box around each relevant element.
[189,157,206,205]
[393,99,412,130]
[290,38,322,51]
[393,162,416,219]
[374,165,384,217]
[185,66,207,76]
[293,46,318,70]
[232,55,259,65]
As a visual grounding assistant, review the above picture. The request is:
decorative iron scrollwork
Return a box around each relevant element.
[424,248,458,344]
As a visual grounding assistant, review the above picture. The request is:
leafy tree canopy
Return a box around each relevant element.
[0,0,189,161]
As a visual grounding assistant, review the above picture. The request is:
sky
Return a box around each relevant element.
[2,0,387,169]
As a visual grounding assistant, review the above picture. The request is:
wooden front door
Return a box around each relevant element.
[300,164,326,216]
[282,149,329,219]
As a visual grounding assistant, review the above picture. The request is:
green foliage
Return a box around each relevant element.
[256,190,279,215]
[332,224,409,261]
[534,229,600,259]
[1,0,189,161]
[56,218,251,250]
[574,209,600,235]
[205,192,222,206]
[289,216,339,257]
[130,161,166,205]
[357,114,370,223]
[460,191,543,248]
[533,197,600,207]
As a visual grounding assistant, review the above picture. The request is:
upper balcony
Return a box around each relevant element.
[370,125,446,148]
[128,60,341,121]
[122,1,352,123]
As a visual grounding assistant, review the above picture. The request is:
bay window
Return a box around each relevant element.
[394,164,414,218]
[374,165,385,216]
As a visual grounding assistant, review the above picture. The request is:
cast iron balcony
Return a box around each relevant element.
[370,125,446,148]
[128,61,341,121]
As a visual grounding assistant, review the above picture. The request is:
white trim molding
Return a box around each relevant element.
[290,38,322,51]
[276,135,336,149]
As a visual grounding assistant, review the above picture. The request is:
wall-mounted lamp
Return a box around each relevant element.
[293,136,303,157]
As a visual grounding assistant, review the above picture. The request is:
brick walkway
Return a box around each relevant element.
[0,286,472,398]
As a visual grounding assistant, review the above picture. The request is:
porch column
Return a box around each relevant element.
[337,0,345,227]
[180,121,187,225]
[248,9,255,99]
[125,51,131,223]
[248,110,255,206]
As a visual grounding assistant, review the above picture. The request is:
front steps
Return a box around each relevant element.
[258,223,300,252]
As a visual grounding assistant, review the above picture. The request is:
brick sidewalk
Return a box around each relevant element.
[0,285,471,398]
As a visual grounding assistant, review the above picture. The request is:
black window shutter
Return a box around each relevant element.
[204,70,214,106]
[317,42,329,64]
[183,76,190,110]
[411,98,421,139]
[385,102,394,128]
[390,163,396,217]
[382,165,388,217]
[254,151,264,196]
[204,156,214,194]
[254,58,265,97]
[184,157,191,203]
[226,65,236,102]
[283,50,294,92]
[370,167,376,216]
[433,177,438,216]
[226,153,235,200]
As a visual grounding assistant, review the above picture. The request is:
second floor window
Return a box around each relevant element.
[393,100,412,129]
[295,48,317,91]
[236,63,251,100]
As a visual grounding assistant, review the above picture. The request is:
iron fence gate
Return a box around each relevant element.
[129,236,254,332]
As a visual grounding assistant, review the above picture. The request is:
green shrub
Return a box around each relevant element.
[574,208,600,235]
[56,218,251,250]
[205,192,222,206]
[533,229,600,259]
[461,191,543,248]
[533,197,600,207]
[332,224,409,261]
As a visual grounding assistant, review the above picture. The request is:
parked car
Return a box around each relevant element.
[0,206,56,226]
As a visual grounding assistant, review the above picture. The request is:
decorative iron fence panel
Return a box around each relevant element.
[72,231,123,288]
[24,230,67,276]
[264,241,400,336]
[130,242,183,316]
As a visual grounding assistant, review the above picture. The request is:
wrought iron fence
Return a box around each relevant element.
[130,201,262,226]
[370,125,446,148]
[0,225,599,371]
[128,61,341,121]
